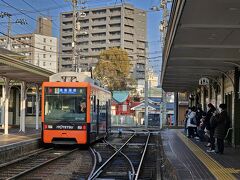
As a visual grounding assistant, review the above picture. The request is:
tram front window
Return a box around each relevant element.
[44,87,87,123]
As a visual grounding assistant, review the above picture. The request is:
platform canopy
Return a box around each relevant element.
[0,48,54,83]
[161,0,240,92]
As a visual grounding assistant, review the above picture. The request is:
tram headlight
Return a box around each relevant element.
[48,125,53,129]
[77,125,82,130]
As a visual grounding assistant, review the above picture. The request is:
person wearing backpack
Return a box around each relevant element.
[187,106,197,138]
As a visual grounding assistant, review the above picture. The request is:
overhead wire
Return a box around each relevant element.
[1,0,59,31]
[0,30,161,59]
[21,0,59,29]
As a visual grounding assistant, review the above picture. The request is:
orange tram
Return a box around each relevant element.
[41,72,111,145]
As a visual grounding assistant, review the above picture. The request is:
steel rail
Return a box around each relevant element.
[0,148,53,168]
[88,147,98,179]
[89,131,136,180]
[7,148,79,180]
[134,131,151,180]
[103,139,135,179]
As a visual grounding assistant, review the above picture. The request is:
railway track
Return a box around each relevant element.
[89,130,153,180]
[0,147,92,179]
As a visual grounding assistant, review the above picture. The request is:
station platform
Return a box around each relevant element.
[161,129,240,180]
[0,127,40,146]
[0,127,41,164]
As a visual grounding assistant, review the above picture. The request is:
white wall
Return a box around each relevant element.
[34,34,58,73]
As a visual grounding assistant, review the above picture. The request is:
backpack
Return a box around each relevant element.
[190,117,197,125]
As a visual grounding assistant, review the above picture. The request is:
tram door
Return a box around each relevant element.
[225,93,232,123]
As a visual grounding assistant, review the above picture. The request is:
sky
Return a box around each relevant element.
[0,0,163,74]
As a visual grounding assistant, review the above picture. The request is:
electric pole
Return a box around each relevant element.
[76,0,87,72]
[7,15,12,50]
[71,0,77,72]
[144,42,149,128]
[0,12,27,50]
[70,0,87,72]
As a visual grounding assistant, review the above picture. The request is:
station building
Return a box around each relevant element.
[0,48,53,134]
[161,0,240,146]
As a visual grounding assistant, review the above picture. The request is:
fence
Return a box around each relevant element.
[111,115,136,126]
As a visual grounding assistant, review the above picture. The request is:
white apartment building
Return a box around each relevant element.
[0,34,58,73]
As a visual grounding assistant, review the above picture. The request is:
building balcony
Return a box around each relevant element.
[62,24,73,29]
[109,19,121,24]
[109,34,121,39]
[108,26,121,32]
[108,42,121,48]
[91,28,107,33]
[124,21,134,27]
[124,28,134,34]
[62,46,72,51]
[91,20,107,26]
[61,31,73,36]
[90,36,107,41]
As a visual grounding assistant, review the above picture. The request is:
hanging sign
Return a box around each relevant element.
[199,77,209,86]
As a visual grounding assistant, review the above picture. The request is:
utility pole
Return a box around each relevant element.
[159,0,171,48]
[70,0,87,72]
[76,0,87,72]
[159,0,171,128]
[144,42,149,128]
[7,15,12,50]
[0,12,27,50]
[71,0,77,72]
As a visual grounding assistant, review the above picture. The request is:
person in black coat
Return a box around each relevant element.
[213,104,229,154]
[205,103,216,152]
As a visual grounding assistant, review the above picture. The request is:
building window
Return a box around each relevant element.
[92,32,106,37]
[92,9,106,14]
[109,39,120,43]
[43,62,46,66]
[50,54,52,58]
[43,54,46,58]
[43,38,46,42]
[122,105,127,112]
[110,8,121,13]
[109,23,120,28]
[92,17,106,22]
[92,25,106,30]
[50,39,52,43]
[43,46,46,50]
[26,93,41,116]
[110,16,121,20]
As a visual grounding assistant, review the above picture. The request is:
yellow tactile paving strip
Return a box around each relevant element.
[177,131,239,180]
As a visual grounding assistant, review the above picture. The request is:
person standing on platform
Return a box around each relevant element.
[187,107,197,138]
[195,105,203,140]
[205,103,216,152]
[213,104,229,154]
[184,107,191,135]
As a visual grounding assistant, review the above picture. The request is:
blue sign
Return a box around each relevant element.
[59,88,78,94]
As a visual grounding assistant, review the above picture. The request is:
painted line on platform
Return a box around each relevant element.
[177,131,239,180]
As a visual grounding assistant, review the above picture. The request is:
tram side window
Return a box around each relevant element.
[91,95,96,112]
[99,101,107,122]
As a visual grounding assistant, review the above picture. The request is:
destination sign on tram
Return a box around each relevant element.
[47,87,85,95]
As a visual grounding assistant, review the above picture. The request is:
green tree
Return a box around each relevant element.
[93,48,136,91]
